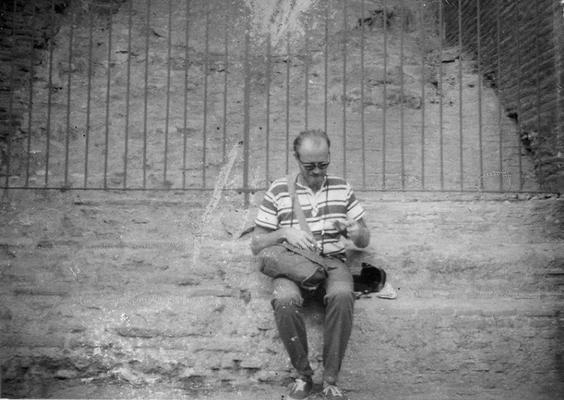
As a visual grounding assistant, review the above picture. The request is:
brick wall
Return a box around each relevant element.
[0,0,68,178]
[557,1,564,165]
[0,0,122,179]
[444,0,564,193]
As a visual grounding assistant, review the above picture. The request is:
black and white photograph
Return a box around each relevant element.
[0,0,563,399]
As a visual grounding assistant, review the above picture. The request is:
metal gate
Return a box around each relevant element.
[0,0,549,197]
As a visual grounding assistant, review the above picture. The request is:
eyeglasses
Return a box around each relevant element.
[298,160,330,171]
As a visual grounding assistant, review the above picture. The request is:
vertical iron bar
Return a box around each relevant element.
[223,5,229,163]
[285,31,290,173]
[419,0,425,190]
[438,0,444,190]
[242,14,251,207]
[142,0,151,188]
[124,0,133,188]
[324,0,329,134]
[535,0,542,187]
[342,0,348,180]
[496,0,503,191]
[64,12,74,187]
[360,0,366,189]
[399,2,405,190]
[163,0,173,185]
[304,15,309,130]
[515,1,523,190]
[458,0,464,190]
[25,0,37,187]
[554,0,564,191]
[5,0,17,188]
[45,0,55,187]
[382,0,388,189]
[477,0,483,190]
[84,11,94,187]
[266,33,272,184]
[202,1,210,188]
[103,12,113,189]
[182,0,191,189]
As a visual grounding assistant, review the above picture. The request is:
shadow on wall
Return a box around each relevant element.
[444,0,564,194]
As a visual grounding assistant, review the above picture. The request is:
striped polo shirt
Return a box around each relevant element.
[255,175,365,256]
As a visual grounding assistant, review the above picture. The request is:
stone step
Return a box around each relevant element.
[2,291,562,398]
[1,191,563,398]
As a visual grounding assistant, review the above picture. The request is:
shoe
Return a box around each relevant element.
[376,281,398,299]
[288,377,313,399]
[322,383,348,400]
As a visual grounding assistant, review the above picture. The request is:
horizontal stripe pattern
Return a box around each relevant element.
[255,175,365,255]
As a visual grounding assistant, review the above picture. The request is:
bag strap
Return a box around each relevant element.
[287,173,313,236]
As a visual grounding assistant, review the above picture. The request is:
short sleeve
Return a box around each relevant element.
[345,183,365,221]
[254,182,281,230]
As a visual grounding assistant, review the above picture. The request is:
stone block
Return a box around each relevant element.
[0,304,12,320]
[110,365,144,385]
[53,369,78,379]
[240,357,266,370]
[114,326,160,339]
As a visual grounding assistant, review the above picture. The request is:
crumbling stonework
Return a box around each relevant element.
[0,0,125,178]
[445,0,564,193]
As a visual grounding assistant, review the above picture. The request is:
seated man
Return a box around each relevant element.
[251,129,370,400]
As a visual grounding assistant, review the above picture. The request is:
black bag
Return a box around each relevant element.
[258,243,328,290]
[353,262,387,293]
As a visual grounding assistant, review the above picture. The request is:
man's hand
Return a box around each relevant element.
[283,227,319,251]
[347,220,361,237]
[250,225,318,255]
[333,219,370,248]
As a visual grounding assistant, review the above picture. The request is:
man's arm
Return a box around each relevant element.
[250,226,285,255]
[346,218,370,248]
[250,225,318,256]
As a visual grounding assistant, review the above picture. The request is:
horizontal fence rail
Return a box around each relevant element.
[0,0,554,196]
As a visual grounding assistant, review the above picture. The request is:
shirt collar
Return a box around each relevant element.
[295,174,327,194]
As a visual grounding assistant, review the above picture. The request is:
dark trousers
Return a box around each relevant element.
[271,257,355,385]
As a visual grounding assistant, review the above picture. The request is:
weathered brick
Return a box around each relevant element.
[447,0,564,191]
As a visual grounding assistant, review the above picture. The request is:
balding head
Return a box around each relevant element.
[293,129,331,157]
[293,129,331,191]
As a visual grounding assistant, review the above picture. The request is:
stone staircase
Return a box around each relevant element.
[1,189,562,399]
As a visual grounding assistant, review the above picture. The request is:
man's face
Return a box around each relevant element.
[295,138,330,189]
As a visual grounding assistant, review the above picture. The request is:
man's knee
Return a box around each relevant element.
[272,278,303,310]
[271,292,303,311]
[324,286,355,306]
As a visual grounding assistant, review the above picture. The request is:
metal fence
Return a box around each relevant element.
[0,0,545,197]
